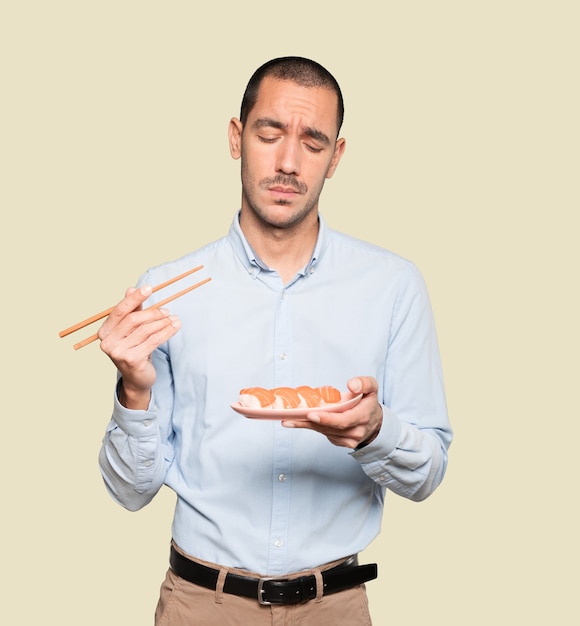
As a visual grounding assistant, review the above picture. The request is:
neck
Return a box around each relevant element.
[239,209,319,283]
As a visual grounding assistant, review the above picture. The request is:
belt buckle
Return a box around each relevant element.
[257,577,277,605]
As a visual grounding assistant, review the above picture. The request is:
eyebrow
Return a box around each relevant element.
[252,117,331,146]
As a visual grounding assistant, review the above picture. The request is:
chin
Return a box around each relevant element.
[259,203,316,229]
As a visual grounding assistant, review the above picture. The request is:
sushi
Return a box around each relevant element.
[315,385,342,404]
[295,385,322,408]
[238,387,277,409]
[272,387,302,409]
[238,385,341,409]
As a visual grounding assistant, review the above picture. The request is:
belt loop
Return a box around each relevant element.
[313,569,324,603]
[214,567,228,604]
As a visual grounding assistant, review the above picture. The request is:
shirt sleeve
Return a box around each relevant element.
[98,351,175,512]
[351,407,450,501]
[351,263,453,501]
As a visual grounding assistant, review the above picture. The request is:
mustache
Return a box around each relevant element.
[259,175,307,194]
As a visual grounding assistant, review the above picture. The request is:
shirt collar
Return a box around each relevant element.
[228,211,328,280]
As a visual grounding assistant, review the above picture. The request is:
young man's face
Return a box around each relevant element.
[229,76,345,231]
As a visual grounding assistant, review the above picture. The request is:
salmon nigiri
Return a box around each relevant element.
[315,385,341,404]
[238,384,342,410]
[272,386,302,409]
[295,385,322,408]
[239,387,277,408]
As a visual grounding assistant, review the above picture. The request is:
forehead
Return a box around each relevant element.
[249,76,339,136]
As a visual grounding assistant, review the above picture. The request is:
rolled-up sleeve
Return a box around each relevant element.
[99,348,175,511]
[351,263,453,501]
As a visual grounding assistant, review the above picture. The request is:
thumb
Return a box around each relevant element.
[347,376,377,395]
[348,377,363,394]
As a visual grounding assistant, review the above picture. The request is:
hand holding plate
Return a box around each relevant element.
[282,376,383,449]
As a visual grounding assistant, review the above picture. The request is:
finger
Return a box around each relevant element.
[347,376,378,396]
[281,419,363,449]
[304,409,361,429]
[115,285,154,317]
[102,312,181,354]
[99,304,175,344]
[282,413,361,439]
[98,285,152,337]
[137,314,181,349]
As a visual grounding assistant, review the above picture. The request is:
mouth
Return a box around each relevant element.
[261,176,307,197]
[268,185,301,196]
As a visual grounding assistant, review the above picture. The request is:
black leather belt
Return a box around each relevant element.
[170,545,378,605]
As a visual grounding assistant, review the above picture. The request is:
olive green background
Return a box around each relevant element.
[2,2,578,624]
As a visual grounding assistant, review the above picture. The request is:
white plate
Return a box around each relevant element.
[230,393,363,420]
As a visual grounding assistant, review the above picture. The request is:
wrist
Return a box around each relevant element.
[118,380,151,410]
[356,408,383,450]
[355,430,378,450]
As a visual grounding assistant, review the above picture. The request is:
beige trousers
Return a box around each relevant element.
[154,551,373,626]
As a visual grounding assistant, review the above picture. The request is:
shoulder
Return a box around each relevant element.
[138,235,230,285]
[325,225,420,278]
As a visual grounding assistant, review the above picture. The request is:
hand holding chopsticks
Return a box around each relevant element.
[59,264,211,350]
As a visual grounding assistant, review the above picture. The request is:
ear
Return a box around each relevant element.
[325,138,346,179]
[229,118,243,160]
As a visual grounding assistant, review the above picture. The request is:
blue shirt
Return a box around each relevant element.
[99,213,452,575]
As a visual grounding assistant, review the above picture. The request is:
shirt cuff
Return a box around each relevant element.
[111,384,158,438]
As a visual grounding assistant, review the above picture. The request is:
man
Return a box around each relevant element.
[98,57,452,625]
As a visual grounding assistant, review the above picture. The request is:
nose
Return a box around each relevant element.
[275,138,301,176]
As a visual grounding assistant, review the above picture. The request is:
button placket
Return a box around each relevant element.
[267,288,293,572]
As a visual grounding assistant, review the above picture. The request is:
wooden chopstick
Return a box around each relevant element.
[59,264,205,338]
[71,276,212,350]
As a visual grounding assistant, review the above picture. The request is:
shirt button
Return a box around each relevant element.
[278,474,287,482]
[143,459,153,467]
[274,539,284,548]
[279,352,287,360]
[143,420,151,427]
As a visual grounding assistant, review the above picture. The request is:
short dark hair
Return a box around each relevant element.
[240,56,344,136]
